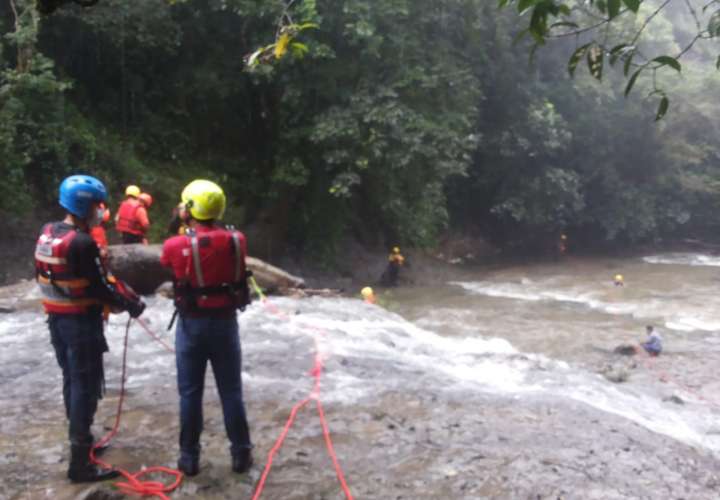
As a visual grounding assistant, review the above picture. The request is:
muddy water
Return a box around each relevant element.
[2,253,720,499]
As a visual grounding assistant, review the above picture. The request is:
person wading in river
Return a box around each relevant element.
[35,175,146,482]
[382,246,405,287]
[160,179,253,476]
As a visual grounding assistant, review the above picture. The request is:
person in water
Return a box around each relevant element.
[614,274,625,287]
[558,233,568,255]
[382,246,405,286]
[641,325,662,356]
[361,286,376,304]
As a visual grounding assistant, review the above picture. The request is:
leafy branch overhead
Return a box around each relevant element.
[245,1,318,69]
[498,0,720,120]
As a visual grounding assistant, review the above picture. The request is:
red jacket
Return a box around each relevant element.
[161,223,249,311]
[90,226,108,249]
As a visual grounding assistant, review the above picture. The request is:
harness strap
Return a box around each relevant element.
[231,231,242,282]
[190,235,205,288]
[35,253,67,265]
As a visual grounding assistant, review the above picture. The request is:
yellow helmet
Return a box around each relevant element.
[181,179,226,220]
[125,185,141,197]
[392,246,400,253]
[361,286,374,298]
[614,274,624,282]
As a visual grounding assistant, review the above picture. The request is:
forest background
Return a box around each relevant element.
[1,0,720,283]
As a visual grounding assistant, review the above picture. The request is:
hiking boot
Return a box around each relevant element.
[232,450,253,474]
[92,442,111,457]
[67,445,120,483]
[177,456,200,477]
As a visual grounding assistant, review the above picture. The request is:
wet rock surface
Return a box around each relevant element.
[3,390,719,499]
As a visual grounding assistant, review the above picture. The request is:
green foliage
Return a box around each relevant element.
[2,0,720,259]
[497,0,720,121]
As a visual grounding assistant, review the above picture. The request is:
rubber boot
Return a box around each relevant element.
[177,455,200,476]
[232,449,253,474]
[92,442,111,458]
[67,444,120,483]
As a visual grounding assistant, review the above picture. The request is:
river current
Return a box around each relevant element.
[2,252,720,499]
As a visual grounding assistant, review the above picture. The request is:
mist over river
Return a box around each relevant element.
[2,253,720,499]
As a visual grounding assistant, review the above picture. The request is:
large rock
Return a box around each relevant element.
[107,244,305,295]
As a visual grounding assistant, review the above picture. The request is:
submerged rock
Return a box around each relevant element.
[613,344,639,356]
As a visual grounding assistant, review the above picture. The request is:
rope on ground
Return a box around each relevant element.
[636,346,720,411]
[89,317,182,500]
[249,277,354,500]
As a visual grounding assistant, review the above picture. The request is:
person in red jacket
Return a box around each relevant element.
[115,185,150,244]
[160,179,252,477]
[36,175,145,483]
[89,203,110,258]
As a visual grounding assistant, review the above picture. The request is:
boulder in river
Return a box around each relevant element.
[613,344,639,356]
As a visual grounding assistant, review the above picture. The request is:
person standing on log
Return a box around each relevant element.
[115,185,150,244]
[35,175,146,483]
[160,179,253,476]
[138,192,154,244]
[89,202,110,259]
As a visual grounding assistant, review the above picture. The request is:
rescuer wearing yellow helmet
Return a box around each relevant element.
[361,286,376,304]
[160,179,253,476]
[381,246,405,287]
[614,274,624,287]
[115,185,150,244]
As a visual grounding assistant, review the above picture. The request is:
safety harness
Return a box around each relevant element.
[168,227,251,329]
[35,225,102,313]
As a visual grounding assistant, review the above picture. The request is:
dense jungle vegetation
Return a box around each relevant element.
[2,0,720,259]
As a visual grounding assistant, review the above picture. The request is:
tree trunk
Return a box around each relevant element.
[10,0,38,73]
[107,244,305,295]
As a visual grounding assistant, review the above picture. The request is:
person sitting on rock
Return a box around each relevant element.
[641,325,662,356]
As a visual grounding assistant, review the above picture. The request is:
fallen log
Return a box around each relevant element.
[107,244,305,296]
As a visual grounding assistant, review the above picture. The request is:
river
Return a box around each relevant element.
[2,253,720,499]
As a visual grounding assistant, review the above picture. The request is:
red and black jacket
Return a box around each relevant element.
[35,222,137,315]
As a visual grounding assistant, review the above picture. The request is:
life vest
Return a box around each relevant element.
[388,253,405,266]
[116,198,144,235]
[172,226,251,312]
[35,224,101,314]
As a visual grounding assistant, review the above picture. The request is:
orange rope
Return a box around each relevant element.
[89,318,183,499]
[249,283,353,500]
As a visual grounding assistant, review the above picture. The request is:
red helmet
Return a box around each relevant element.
[139,192,153,207]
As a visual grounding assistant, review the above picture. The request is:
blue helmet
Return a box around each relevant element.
[59,175,107,218]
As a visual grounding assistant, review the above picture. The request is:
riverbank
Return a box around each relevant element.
[3,254,720,499]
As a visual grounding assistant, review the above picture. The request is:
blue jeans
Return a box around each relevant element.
[49,312,107,446]
[175,315,251,461]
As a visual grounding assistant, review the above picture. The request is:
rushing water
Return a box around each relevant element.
[2,253,720,499]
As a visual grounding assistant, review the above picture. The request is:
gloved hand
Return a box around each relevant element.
[128,299,146,319]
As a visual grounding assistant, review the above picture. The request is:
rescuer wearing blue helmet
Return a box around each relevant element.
[35,174,146,483]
